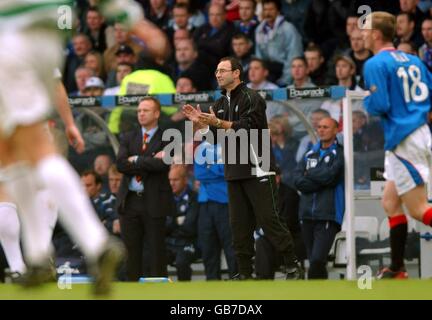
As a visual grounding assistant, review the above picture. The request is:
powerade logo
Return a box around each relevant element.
[116,95,149,106]
[287,87,330,99]
[174,93,213,103]
[68,97,101,107]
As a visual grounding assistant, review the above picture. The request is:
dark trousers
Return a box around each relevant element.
[120,192,167,281]
[301,219,340,279]
[198,201,237,280]
[166,243,199,281]
[227,176,296,276]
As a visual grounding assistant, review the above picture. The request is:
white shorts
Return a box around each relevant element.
[384,124,432,195]
[0,29,62,137]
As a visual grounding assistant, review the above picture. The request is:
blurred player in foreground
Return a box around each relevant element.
[0,0,169,295]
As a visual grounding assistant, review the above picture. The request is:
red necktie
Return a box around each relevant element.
[136,133,150,183]
[141,133,149,153]
[338,100,343,132]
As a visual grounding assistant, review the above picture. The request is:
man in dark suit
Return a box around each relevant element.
[116,97,174,281]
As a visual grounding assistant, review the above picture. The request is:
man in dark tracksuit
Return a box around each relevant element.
[166,165,200,281]
[293,117,345,279]
[183,56,303,279]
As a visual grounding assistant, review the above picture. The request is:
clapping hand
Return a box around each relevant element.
[198,106,218,127]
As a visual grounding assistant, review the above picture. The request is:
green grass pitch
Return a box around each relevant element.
[0,280,430,300]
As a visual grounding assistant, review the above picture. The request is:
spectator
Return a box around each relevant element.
[166,165,200,281]
[104,63,134,96]
[103,164,123,235]
[63,33,93,93]
[344,29,373,88]
[94,154,113,193]
[304,44,328,86]
[246,58,279,90]
[176,76,198,93]
[399,0,428,36]
[83,6,108,53]
[231,33,253,81]
[193,4,236,72]
[146,0,171,30]
[70,66,94,97]
[166,3,195,47]
[255,0,303,86]
[105,45,137,88]
[235,0,259,44]
[84,50,105,81]
[173,39,213,91]
[268,116,299,187]
[80,170,118,234]
[395,12,423,49]
[103,22,142,75]
[346,15,359,39]
[419,17,432,70]
[116,97,174,280]
[293,117,344,279]
[194,142,238,280]
[321,55,364,127]
[352,110,385,187]
[287,57,315,89]
[173,29,192,48]
[295,109,331,163]
[175,0,206,28]
[397,40,418,55]
[82,76,105,97]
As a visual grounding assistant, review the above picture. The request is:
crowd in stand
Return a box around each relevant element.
[62,0,432,97]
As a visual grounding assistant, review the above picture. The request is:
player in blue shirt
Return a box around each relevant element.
[362,11,432,279]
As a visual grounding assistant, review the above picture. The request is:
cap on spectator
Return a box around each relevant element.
[115,44,134,56]
[334,55,356,70]
[84,77,105,89]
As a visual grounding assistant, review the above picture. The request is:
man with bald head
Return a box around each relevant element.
[293,117,344,279]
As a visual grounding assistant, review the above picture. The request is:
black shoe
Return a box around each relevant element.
[230,273,255,281]
[285,261,304,280]
[91,237,125,296]
[18,262,57,287]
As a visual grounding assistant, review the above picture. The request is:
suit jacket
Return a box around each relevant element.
[116,127,174,218]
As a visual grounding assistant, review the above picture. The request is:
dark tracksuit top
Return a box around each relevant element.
[207,82,277,180]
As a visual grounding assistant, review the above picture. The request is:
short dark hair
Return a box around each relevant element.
[139,96,161,112]
[232,33,252,43]
[219,56,243,78]
[262,0,281,11]
[397,12,415,23]
[173,3,190,13]
[81,169,102,185]
[291,56,308,68]
[305,43,324,58]
[249,57,268,70]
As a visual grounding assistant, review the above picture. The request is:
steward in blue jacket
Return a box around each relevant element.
[293,117,344,279]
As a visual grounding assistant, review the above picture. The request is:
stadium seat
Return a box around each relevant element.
[329,216,381,271]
